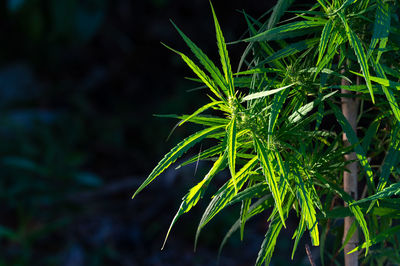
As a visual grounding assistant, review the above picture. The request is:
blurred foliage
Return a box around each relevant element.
[0,0,292,265]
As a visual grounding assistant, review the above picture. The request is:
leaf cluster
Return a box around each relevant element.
[135,1,400,265]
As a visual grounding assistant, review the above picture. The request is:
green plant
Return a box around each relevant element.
[134,1,400,265]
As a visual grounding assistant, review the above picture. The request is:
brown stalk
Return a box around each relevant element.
[341,72,360,266]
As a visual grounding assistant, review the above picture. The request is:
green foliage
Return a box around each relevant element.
[135,1,400,265]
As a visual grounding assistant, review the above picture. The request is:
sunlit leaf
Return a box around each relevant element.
[242,83,294,102]
[132,125,224,199]
[227,118,238,193]
[242,20,326,42]
[254,137,285,226]
[210,2,235,97]
[162,153,227,249]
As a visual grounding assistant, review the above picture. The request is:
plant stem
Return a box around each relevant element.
[341,75,359,266]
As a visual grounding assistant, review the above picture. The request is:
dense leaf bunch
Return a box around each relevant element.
[134,1,400,265]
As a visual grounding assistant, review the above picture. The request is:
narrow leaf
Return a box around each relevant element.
[329,102,375,190]
[242,20,326,42]
[195,156,259,248]
[132,125,224,199]
[368,0,390,60]
[170,20,229,96]
[294,167,319,246]
[227,118,238,193]
[340,16,374,102]
[314,172,370,254]
[267,0,295,30]
[179,101,223,126]
[210,2,235,97]
[352,182,400,204]
[162,153,227,249]
[242,83,294,102]
[162,43,223,99]
[317,19,335,65]
[254,137,285,227]
[261,38,319,65]
[349,225,400,254]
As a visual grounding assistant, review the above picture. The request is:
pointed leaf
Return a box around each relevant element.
[329,102,374,191]
[340,16,374,102]
[170,21,229,96]
[242,83,294,102]
[195,156,259,248]
[227,118,238,193]
[294,167,319,246]
[268,85,291,143]
[162,43,223,99]
[210,3,235,97]
[179,101,223,126]
[314,172,370,254]
[132,125,224,198]
[349,225,400,254]
[243,20,326,42]
[256,215,284,266]
[368,0,390,60]
[267,0,295,30]
[317,19,335,65]
[254,137,285,227]
[162,153,227,248]
[261,38,319,65]
[352,182,400,204]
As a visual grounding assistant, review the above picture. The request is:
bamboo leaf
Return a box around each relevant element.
[349,225,400,254]
[155,114,228,127]
[254,137,285,227]
[329,102,375,191]
[377,123,400,191]
[288,91,337,124]
[256,195,294,266]
[314,172,370,254]
[179,101,223,126]
[317,19,335,65]
[132,125,224,199]
[218,194,273,258]
[294,167,319,246]
[242,83,294,102]
[162,43,223,100]
[340,16,374,102]
[291,215,306,259]
[210,2,235,97]
[267,0,295,30]
[170,20,229,96]
[368,0,390,60]
[260,38,319,65]
[227,118,238,193]
[242,20,326,43]
[352,182,400,204]
[268,85,291,143]
[256,214,284,266]
[162,153,227,249]
[195,156,259,249]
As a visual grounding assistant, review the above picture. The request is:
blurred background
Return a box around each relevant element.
[0,0,314,265]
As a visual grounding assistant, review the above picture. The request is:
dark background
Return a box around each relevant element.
[0,0,313,265]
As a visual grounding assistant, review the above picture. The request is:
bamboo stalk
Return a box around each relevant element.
[341,75,360,266]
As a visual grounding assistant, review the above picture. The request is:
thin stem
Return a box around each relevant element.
[342,72,360,266]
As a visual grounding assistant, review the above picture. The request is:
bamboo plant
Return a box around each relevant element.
[133,1,400,265]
